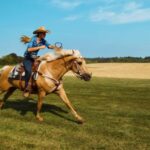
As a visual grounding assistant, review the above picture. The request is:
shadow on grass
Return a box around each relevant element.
[2,99,78,123]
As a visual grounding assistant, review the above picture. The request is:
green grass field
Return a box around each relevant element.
[0,77,150,150]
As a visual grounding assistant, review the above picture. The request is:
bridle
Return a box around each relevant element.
[71,60,84,79]
[60,56,84,79]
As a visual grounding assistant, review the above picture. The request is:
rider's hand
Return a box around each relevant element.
[48,45,55,49]
[39,45,46,49]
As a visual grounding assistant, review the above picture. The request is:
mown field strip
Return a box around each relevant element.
[0,77,150,149]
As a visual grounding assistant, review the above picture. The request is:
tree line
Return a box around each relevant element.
[0,53,150,65]
[85,57,150,63]
[0,53,23,65]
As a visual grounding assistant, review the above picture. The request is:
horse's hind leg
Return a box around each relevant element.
[0,88,16,109]
[0,90,5,107]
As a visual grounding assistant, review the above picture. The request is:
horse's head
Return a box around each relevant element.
[40,49,92,81]
[71,57,92,81]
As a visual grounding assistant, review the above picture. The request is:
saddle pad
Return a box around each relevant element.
[8,65,38,81]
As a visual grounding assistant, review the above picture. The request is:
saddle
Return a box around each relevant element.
[9,60,41,91]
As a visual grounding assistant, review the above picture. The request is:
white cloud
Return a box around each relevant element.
[51,0,82,9]
[64,15,81,21]
[50,0,109,9]
[90,1,150,24]
[124,1,142,11]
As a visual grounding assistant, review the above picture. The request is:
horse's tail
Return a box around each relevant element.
[20,35,31,44]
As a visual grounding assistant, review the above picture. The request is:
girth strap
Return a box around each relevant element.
[37,71,61,91]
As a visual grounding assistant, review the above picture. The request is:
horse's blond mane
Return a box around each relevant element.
[39,50,82,62]
[39,54,74,63]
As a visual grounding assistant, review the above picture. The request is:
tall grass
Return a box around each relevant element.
[0,77,150,150]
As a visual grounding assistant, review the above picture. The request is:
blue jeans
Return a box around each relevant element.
[23,58,34,89]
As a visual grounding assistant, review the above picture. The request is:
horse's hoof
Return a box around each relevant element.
[77,117,84,124]
[36,116,44,122]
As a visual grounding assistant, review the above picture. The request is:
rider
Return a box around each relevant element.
[23,26,55,97]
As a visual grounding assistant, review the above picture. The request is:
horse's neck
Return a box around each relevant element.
[44,57,73,80]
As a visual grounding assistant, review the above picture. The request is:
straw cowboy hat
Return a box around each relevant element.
[33,26,50,34]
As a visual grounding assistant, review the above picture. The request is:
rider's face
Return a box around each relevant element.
[39,32,46,39]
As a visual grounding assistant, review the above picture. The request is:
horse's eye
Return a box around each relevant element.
[78,62,82,65]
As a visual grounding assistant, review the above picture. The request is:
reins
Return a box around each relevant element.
[37,55,81,91]
[36,57,70,91]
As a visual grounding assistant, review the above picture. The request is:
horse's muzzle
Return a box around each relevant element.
[81,73,92,81]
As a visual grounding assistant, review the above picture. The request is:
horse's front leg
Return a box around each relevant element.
[55,87,84,124]
[36,90,46,121]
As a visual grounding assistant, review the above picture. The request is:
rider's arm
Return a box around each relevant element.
[27,38,46,52]
[28,46,45,52]
[43,39,55,49]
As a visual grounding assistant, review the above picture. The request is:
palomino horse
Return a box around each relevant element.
[0,51,91,123]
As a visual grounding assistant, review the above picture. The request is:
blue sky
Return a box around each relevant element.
[0,0,150,57]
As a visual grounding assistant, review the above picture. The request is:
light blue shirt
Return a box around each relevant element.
[24,36,50,59]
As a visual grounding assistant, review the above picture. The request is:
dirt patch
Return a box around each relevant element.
[66,63,150,79]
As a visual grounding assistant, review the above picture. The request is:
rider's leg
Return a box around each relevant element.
[23,59,33,97]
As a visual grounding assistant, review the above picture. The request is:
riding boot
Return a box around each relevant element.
[23,83,31,98]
